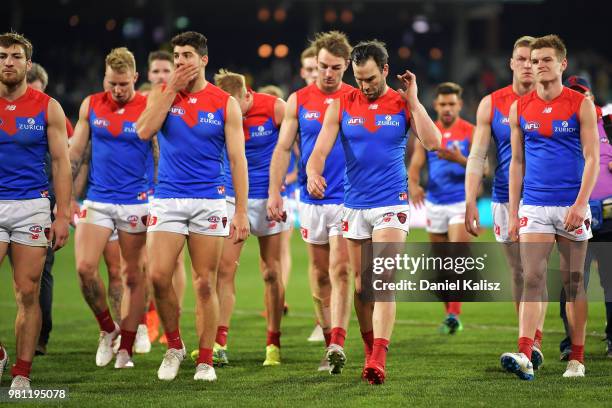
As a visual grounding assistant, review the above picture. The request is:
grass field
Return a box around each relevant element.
[1,228,610,407]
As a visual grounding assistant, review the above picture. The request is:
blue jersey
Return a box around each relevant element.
[145,148,155,194]
[518,87,586,206]
[490,85,519,203]
[156,83,230,199]
[285,150,298,197]
[87,91,150,204]
[224,92,279,199]
[0,87,51,200]
[426,118,473,204]
[296,83,353,205]
[339,88,410,209]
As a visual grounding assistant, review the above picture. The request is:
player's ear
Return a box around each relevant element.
[133,71,139,84]
[382,63,389,79]
[560,58,568,72]
[201,54,209,67]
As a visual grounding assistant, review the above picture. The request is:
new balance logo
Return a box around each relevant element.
[368,104,378,110]
[116,108,125,115]
[324,98,334,105]
[542,107,552,114]
[5,105,16,111]
[188,97,197,104]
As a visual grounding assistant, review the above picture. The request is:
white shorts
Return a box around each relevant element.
[147,198,229,236]
[0,198,51,247]
[492,202,511,243]
[298,202,343,244]
[226,197,284,237]
[78,200,149,234]
[518,204,593,241]
[342,205,410,240]
[74,203,119,242]
[284,197,298,230]
[425,200,465,234]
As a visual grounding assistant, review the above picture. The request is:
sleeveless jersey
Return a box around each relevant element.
[490,85,519,203]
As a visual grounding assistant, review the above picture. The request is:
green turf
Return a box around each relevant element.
[1,228,610,407]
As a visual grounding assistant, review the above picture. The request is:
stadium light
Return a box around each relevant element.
[69,15,79,27]
[274,44,289,58]
[258,7,271,22]
[258,44,273,58]
[412,15,429,34]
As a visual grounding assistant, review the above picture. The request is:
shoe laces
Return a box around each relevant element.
[162,349,183,367]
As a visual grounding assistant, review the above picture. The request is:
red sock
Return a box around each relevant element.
[330,327,347,348]
[371,338,390,367]
[267,331,281,347]
[165,329,183,350]
[518,337,534,360]
[119,329,137,356]
[95,309,116,334]
[324,331,331,347]
[215,326,229,347]
[0,346,5,360]
[11,358,32,379]
[570,344,585,363]
[148,300,156,312]
[534,329,543,349]
[140,314,147,325]
[361,330,374,360]
[197,348,213,366]
[447,302,461,316]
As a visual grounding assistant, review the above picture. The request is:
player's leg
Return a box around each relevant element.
[10,243,46,386]
[173,247,187,309]
[188,233,223,380]
[0,241,8,381]
[307,243,332,341]
[37,245,54,355]
[114,229,147,368]
[280,224,293,315]
[103,237,123,324]
[259,232,284,366]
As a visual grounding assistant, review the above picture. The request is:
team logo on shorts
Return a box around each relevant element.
[141,215,148,226]
[383,212,394,222]
[494,224,500,235]
[399,192,408,201]
[127,215,139,227]
[147,216,158,226]
[29,225,43,233]
[342,220,349,232]
[208,216,220,223]
[222,217,228,228]
[217,186,225,195]
[397,212,407,224]
[575,228,583,235]
[44,228,50,240]
[300,227,308,239]
[585,219,591,230]
[79,209,87,218]
[519,217,528,227]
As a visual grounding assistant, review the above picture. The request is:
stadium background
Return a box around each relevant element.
[1,0,611,405]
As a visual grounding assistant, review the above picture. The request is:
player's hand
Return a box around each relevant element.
[50,216,70,251]
[167,64,200,93]
[437,146,465,163]
[409,183,425,209]
[465,200,480,237]
[508,215,519,242]
[307,174,327,199]
[69,199,80,227]
[267,192,286,222]
[229,211,250,244]
[396,70,419,107]
[563,202,588,232]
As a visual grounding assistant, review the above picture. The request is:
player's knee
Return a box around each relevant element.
[194,276,215,299]
[262,267,280,285]
[315,272,331,289]
[76,259,98,279]
[331,262,350,283]
[15,281,40,308]
[150,269,172,295]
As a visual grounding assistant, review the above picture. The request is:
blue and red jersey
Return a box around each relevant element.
[156,83,230,199]
[490,85,518,203]
[0,87,51,200]
[518,87,586,206]
[339,88,411,209]
[296,82,353,205]
[426,118,473,204]
[224,92,279,199]
[87,91,150,204]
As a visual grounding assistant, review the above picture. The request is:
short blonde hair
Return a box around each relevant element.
[214,69,246,97]
[27,63,49,90]
[257,85,284,99]
[300,46,317,64]
[105,47,136,73]
[513,35,535,51]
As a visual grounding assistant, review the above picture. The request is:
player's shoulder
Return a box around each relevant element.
[457,117,475,132]
[296,82,315,99]
[562,86,586,109]
[205,82,230,99]
[26,86,52,105]
[253,91,277,105]
[88,90,108,106]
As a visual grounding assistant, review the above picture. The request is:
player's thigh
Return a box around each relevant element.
[187,233,224,279]
[11,242,46,294]
[258,233,282,272]
[103,239,121,277]
[147,231,186,284]
[448,223,472,242]
[307,241,330,275]
[75,223,113,270]
[218,237,245,281]
[117,230,147,266]
[0,241,8,266]
[328,234,348,272]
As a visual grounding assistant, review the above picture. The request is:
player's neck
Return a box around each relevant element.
[0,80,28,101]
[438,117,457,129]
[185,75,207,94]
[512,80,534,97]
[536,79,563,102]
[316,81,342,95]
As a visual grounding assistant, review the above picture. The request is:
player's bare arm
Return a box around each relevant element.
[507,100,524,241]
[305,99,340,199]
[47,98,71,250]
[397,70,441,151]
[407,140,426,209]
[465,95,493,236]
[225,96,250,243]
[136,64,199,140]
[268,92,298,221]
[563,97,600,232]
[69,96,92,179]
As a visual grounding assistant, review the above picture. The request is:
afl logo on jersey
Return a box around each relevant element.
[169,106,185,116]
[524,121,540,131]
[347,117,365,126]
[92,118,110,128]
[303,111,320,120]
